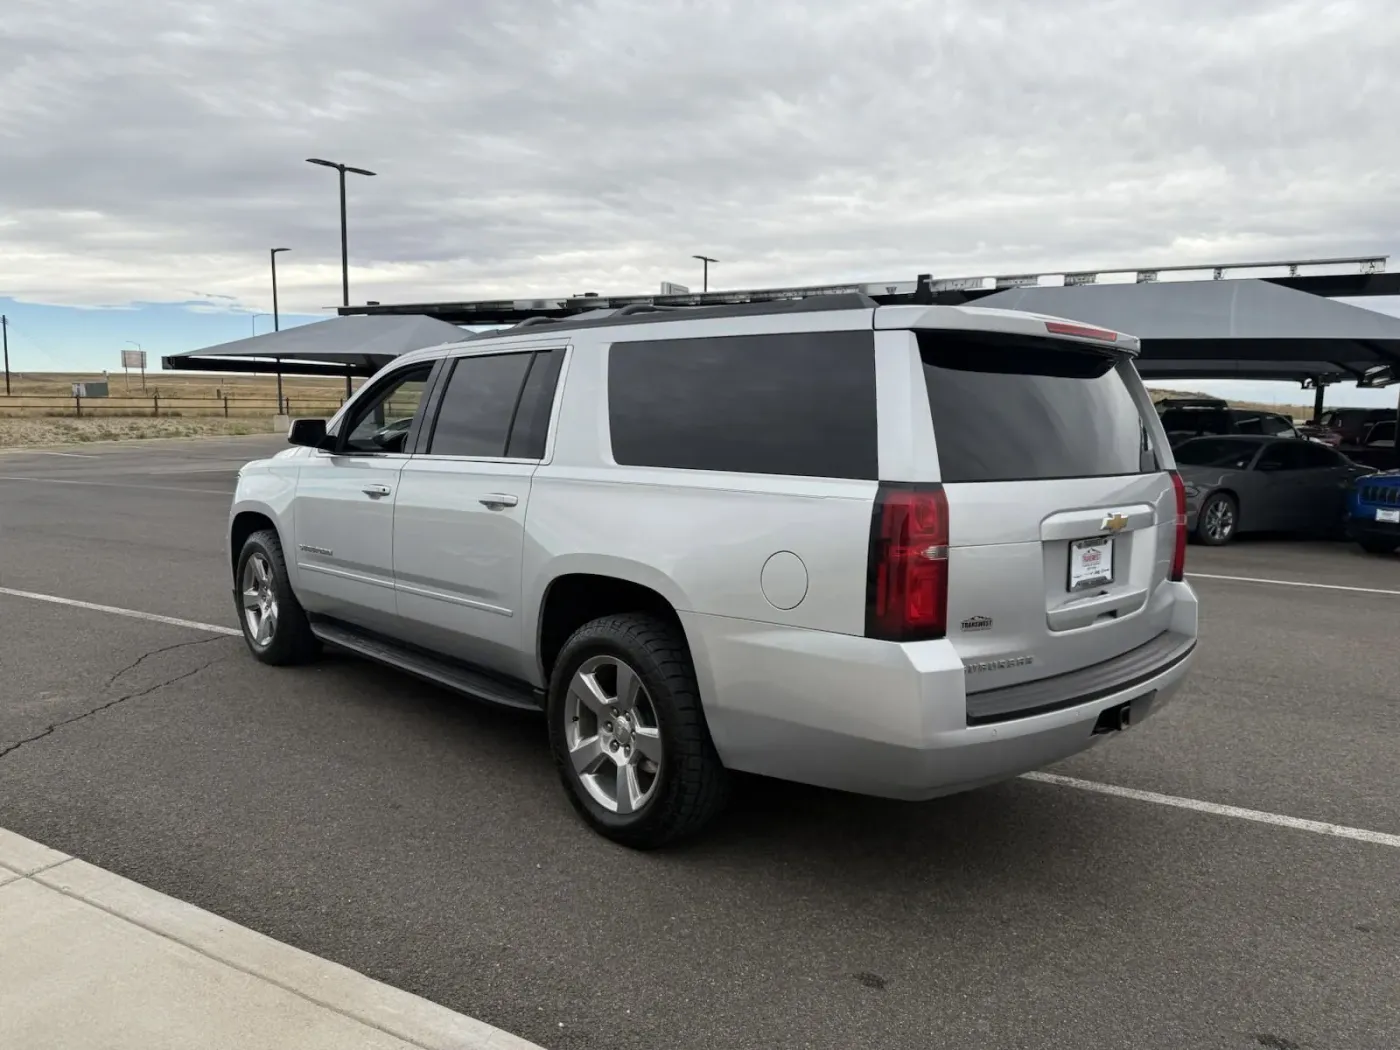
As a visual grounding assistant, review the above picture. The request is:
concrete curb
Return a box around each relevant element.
[0,828,543,1050]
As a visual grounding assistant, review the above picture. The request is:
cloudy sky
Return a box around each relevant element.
[3,0,1400,403]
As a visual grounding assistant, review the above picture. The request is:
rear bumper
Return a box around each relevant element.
[681,582,1199,801]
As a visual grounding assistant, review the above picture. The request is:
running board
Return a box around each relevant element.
[310,621,544,712]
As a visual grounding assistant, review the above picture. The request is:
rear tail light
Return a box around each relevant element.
[1045,320,1119,342]
[1169,470,1187,582]
[866,484,949,641]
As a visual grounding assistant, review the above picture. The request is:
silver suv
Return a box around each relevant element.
[228,295,1198,847]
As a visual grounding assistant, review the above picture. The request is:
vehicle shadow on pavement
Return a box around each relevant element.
[314,650,1106,877]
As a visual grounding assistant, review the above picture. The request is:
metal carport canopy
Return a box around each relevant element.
[972,279,1400,384]
[161,314,469,377]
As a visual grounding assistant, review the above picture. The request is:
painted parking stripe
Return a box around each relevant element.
[5,585,1398,850]
[1188,571,1400,597]
[0,587,240,637]
[0,476,232,495]
[1023,772,1400,849]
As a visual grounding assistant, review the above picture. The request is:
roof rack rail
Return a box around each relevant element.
[338,253,1394,327]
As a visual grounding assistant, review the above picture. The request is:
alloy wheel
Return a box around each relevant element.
[563,655,664,814]
[240,553,279,647]
[1205,499,1235,542]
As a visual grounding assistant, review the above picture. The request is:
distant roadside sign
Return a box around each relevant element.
[121,349,147,369]
[659,281,690,295]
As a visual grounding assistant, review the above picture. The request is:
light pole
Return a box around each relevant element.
[692,254,717,293]
[306,158,375,396]
[270,248,290,331]
[250,313,269,336]
[305,157,376,308]
[270,248,290,415]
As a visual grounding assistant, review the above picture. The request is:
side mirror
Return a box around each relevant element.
[287,418,329,449]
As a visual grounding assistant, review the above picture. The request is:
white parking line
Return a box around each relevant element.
[5,450,101,458]
[0,476,232,496]
[1188,572,1400,597]
[0,587,240,637]
[1023,772,1400,849]
[5,585,1398,850]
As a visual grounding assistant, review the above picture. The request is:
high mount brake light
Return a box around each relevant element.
[1169,471,1187,582]
[866,485,949,642]
[1045,320,1119,342]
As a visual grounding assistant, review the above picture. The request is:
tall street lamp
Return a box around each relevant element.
[270,248,290,415]
[692,254,718,292]
[270,248,290,331]
[306,158,375,396]
[305,157,376,308]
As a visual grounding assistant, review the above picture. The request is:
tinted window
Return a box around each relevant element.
[1160,407,1233,437]
[1256,442,1308,471]
[427,352,533,457]
[1232,412,1263,435]
[918,332,1157,483]
[1367,421,1396,445]
[608,331,877,479]
[1261,414,1298,437]
[1173,438,1262,469]
[1298,442,1343,467]
[506,350,565,459]
[340,364,434,454]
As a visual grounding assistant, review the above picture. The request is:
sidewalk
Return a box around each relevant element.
[0,828,542,1050]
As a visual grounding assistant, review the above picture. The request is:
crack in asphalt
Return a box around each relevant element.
[104,636,226,690]
[0,649,230,762]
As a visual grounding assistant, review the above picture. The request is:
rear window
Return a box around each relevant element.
[608,331,878,479]
[917,331,1158,483]
[1160,407,1233,437]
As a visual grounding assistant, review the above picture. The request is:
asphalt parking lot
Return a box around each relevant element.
[2,436,1397,1050]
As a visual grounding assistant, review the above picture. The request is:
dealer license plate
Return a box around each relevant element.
[1068,536,1114,592]
[1377,508,1400,524]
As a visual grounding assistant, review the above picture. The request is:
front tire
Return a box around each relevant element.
[548,614,729,849]
[1195,492,1238,546]
[235,530,319,666]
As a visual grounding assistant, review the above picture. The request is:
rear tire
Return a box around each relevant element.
[1358,537,1399,556]
[235,530,320,666]
[1194,492,1238,546]
[548,614,729,849]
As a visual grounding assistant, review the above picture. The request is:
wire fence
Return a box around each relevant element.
[0,394,348,420]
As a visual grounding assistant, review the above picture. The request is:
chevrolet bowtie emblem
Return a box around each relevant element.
[1102,513,1129,532]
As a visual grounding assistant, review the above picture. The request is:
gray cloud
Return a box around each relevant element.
[2,0,1398,312]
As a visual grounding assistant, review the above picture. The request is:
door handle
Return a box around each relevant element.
[363,484,392,498]
[479,493,519,509]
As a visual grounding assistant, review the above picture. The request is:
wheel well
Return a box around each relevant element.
[229,511,276,576]
[538,574,682,679]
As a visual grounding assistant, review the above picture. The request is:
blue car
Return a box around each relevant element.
[1346,469,1400,555]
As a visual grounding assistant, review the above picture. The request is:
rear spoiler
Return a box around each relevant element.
[873,305,1140,355]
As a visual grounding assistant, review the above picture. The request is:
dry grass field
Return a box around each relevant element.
[0,372,365,447]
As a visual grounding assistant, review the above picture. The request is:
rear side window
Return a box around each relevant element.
[608,331,878,479]
[427,351,534,457]
[918,331,1158,483]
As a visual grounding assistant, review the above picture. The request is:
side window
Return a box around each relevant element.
[1261,414,1297,437]
[607,331,878,479]
[1255,442,1306,472]
[506,350,565,459]
[1233,413,1263,435]
[1299,442,1342,468]
[427,352,533,457]
[340,364,434,454]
